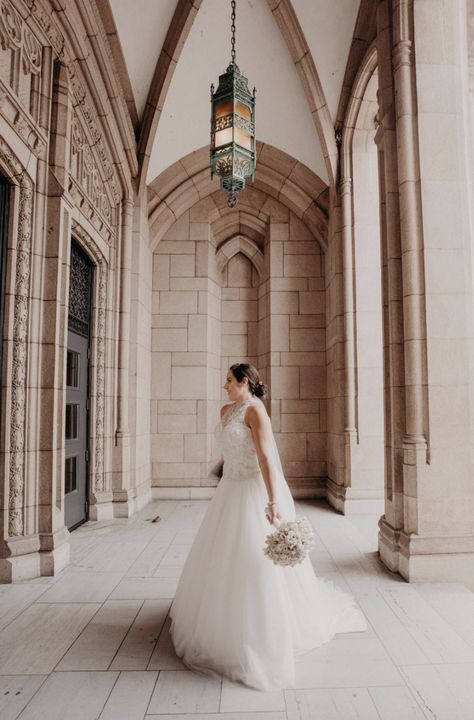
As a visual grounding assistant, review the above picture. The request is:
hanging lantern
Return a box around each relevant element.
[210,0,256,208]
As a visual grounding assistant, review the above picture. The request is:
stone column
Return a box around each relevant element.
[379,0,474,584]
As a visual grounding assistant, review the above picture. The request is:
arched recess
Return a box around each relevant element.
[150,157,328,500]
[148,143,328,251]
[328,43,384,515]
[216,235,263,277]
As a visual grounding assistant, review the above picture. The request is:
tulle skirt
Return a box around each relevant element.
[169,471,367,690]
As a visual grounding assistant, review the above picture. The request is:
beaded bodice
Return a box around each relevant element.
[220,399,261,480]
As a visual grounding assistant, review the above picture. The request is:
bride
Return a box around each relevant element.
[169,362,367,690]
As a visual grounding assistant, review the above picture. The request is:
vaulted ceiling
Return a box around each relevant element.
[106,0,364,188]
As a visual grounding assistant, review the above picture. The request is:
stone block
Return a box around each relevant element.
[284,254,321,277]
[153,255,170,290]
[151,352,171,399]
[270,291,299,314]
[270,366,300,399]
[152,434,184,462]
[299,291,325,314]
[159,291,197,314]
[158,400,197,414]
[184,434,208,462]
[221,334,247,356]
[172,366,207,399]
[270,314,290,351]
[281,351,326,367]
[300,366,326,399]
[158,414,197,434]
[307,433,326,460]
[281,413,319,432]
[188,315,208,351]
[275,432,307,461]
[152,328,187,352]
[290,328,325,352]
[221,300,257,322]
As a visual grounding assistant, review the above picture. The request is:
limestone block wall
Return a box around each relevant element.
[151,209,221,498]
[151,193,327,499]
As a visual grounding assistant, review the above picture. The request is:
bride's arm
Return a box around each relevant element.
[246,404,281,524]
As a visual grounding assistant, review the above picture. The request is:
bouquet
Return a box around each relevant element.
[263,513,315,567]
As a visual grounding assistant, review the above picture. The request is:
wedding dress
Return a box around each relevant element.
[169,397,367,690]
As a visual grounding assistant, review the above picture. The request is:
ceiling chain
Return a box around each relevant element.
[231,0,236,64]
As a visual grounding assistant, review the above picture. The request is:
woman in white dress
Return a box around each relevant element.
[169,363,366,691]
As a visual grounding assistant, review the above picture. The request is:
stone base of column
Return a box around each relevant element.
[88,491,114,521]
[39,526,70,577]
[327,478,385,514]
[112,486,152,518]
[379,516,474,589]
[0,528,70,582]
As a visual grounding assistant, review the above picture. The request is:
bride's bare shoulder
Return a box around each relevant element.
[220,403,233,420]
[245,400,269,426]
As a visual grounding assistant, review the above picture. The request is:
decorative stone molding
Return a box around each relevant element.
[0,138,33,537]
[0,0,22,53]
[216,235,264,277]
[71,221,107,494]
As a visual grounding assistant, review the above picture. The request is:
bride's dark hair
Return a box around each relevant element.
[229,363,267,398]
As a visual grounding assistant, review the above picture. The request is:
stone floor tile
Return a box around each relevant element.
[99,671,158,720]
[0,584,48,632]
[56,600,143,671]
[401,664,474,720]
[380,586,474,663]
[16,671,118,720]
[285,687,379,720]
[0,675,47,720]
[147,670,221,714]
[36,570,124,603]
[109,577,178,600]
[0,603,99,674]
[413,583,474,650]
[153,564,183,578]
[148,617,186,670]
[356,590,431,664]
[220,680,285,712]
[145,714,286,720]
[110,599,170,670]
[160,545,191,566]
[294,656,403,689]
[125,542,172,578]
[368,686,430,719]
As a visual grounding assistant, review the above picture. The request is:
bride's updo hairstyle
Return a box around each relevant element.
[229,363,267,398]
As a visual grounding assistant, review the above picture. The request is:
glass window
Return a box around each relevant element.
[65,456,77,494]
[65,404,79,440]
[66,350,79,387]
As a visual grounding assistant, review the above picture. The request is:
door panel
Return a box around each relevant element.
[65,330,89,529]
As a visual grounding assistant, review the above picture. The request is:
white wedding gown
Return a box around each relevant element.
[169,398,367,690]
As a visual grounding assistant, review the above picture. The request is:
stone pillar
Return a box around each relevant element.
[379,0,474,584]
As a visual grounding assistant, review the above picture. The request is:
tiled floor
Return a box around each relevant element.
[1,499,474,719]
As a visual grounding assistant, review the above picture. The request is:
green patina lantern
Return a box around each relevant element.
[210,0,256,208]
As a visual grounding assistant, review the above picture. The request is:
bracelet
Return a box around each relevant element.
[267,501,278,506]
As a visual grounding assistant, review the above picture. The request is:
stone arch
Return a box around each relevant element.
[331,42,384,515]
[137,0,335,192]
[216,235,264,277]
[148,143,328,251]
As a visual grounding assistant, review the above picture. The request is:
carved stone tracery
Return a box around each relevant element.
[0,138,33,537]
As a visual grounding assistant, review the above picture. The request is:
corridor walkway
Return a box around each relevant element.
[0,499,473,719]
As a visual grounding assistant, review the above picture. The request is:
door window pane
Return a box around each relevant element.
[65,403,79,440]
[66,350,79,387]
[65,456,78,494]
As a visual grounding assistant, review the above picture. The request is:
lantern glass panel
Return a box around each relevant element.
[215,100,233,119]
[236,101,251,120]
[215,128,233,148]
[235,127,251,150]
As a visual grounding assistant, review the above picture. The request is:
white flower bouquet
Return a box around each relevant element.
[263,514,315,567]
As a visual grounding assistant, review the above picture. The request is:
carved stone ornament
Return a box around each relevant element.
[0,0,22,52]
[71,221,107,493]
[0,137,33,537]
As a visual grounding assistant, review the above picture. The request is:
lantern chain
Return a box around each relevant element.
[231,0,236,64]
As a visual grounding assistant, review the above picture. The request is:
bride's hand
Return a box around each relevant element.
[265,503,281,525]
